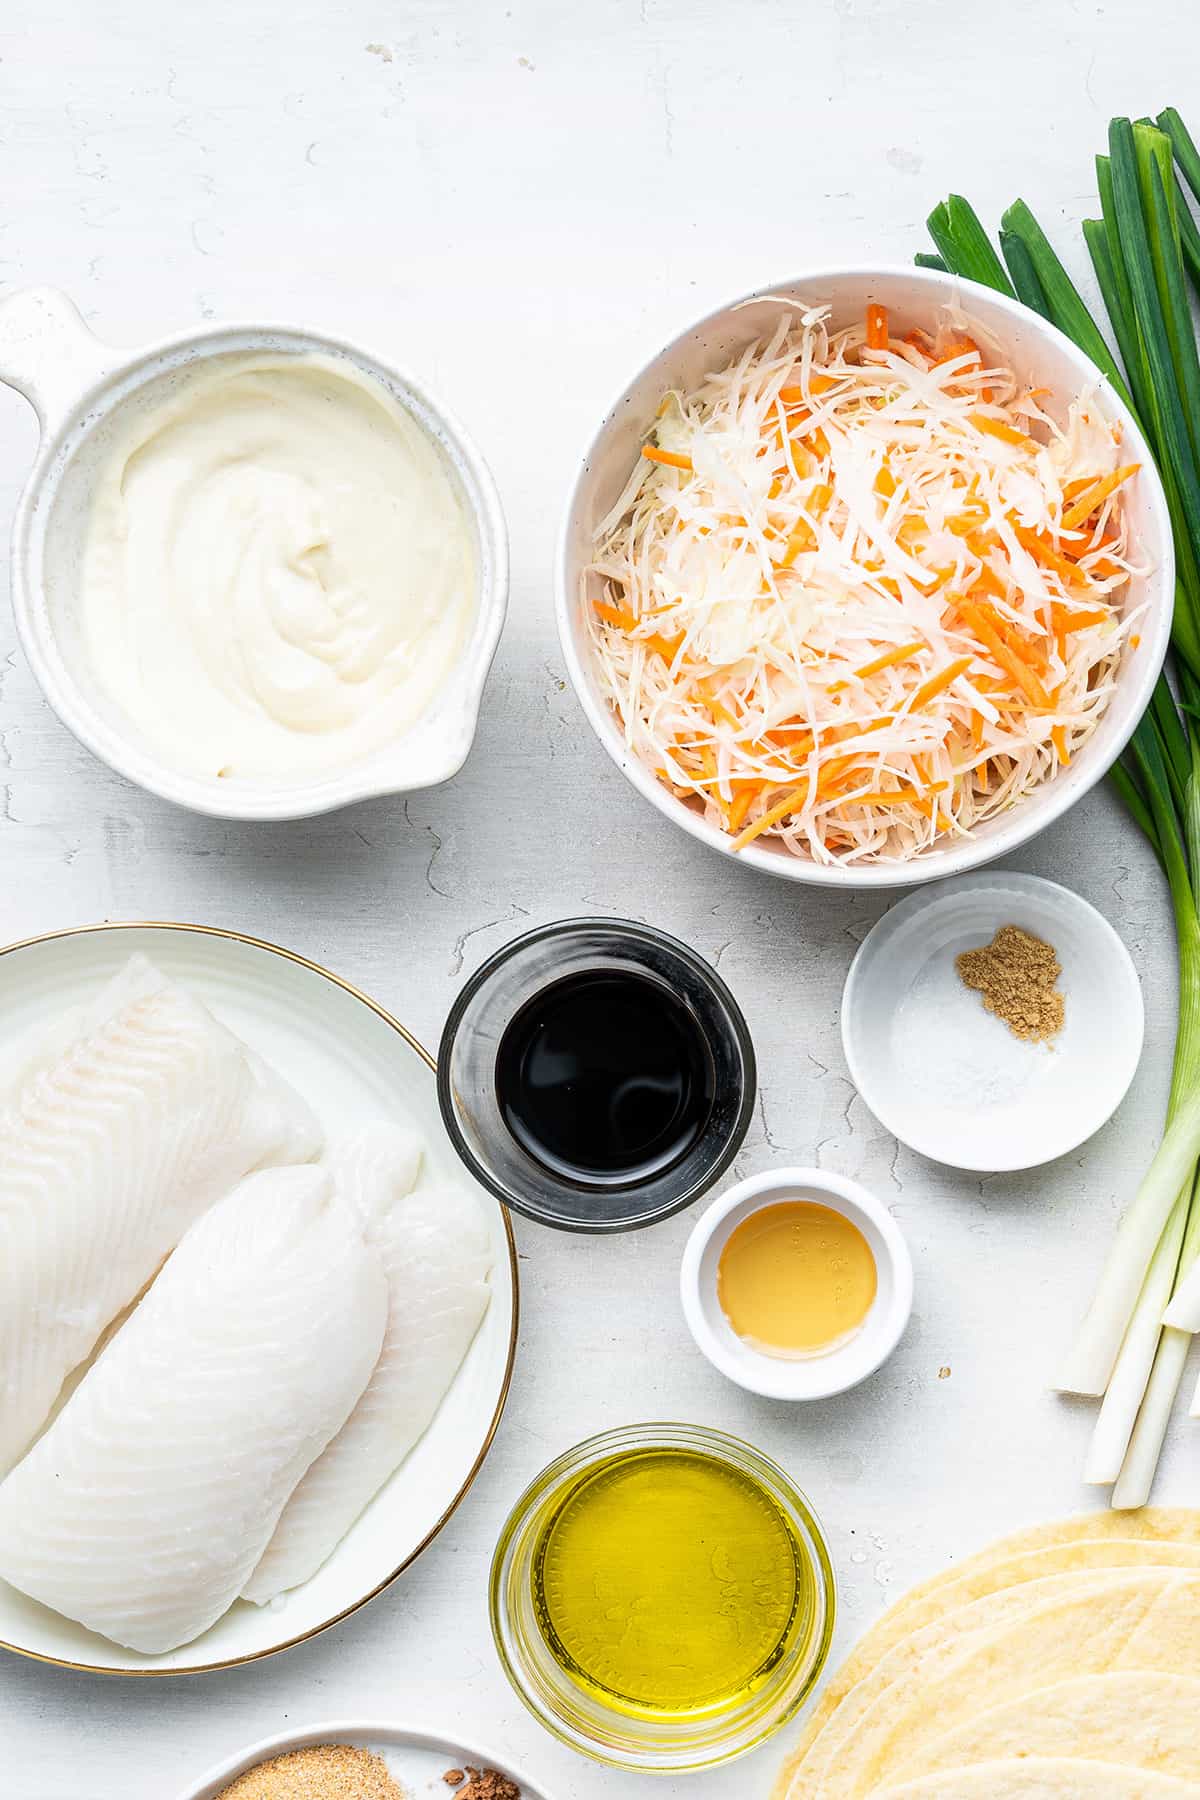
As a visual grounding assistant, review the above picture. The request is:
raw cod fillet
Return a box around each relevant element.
[0,954,320,1474]
[243,1123,492,1603]
[0,1164,387,1652]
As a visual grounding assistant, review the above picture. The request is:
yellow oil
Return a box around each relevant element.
[718,1201,877,1358]
[530,1447,810,1719]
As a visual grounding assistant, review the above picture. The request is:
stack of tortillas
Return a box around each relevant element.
[774,1509,1200,1798]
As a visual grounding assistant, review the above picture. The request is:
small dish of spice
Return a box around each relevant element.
[181,1725,543,1800]
[842,872,1144,1172]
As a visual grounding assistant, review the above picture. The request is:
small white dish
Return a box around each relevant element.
[0,287,508,820]
[175,1719,551,1800]
[680,1167,913,1400]
[842,871,1144,1171]
[0,922,517,1676]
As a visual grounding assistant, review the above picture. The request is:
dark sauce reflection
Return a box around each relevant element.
[495,969,716,1186]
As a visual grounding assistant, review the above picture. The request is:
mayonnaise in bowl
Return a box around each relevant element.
[80,351,478,784]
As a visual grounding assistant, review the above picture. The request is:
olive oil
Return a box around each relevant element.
[530,1446,809,1719]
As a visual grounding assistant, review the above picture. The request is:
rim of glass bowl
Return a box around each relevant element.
[487,1421,837,1772]
[436,917,758,1232]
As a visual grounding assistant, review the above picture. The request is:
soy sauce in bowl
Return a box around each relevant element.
[495,969,716,1187]
[437,918,756,1232]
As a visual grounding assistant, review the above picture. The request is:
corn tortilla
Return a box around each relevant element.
[775,1511,1200,1800]
[878,1757,1196,1798]
[815,1571,1200,1797]
[901,1672,1200,1783]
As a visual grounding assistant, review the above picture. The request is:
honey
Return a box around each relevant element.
[530,1446,811,1719]
[717,1201,877,1358]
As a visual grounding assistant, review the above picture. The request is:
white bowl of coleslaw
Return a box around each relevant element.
[556,266,1172,888]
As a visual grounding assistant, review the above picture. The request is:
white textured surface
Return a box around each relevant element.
[0,3,1194,1797]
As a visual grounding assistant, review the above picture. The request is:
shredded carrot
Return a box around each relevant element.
[642,632,683,661]
[594,598,637,631]
[1087,555,1125,581]
[642,446,693,471]
[859,639,925,679]
[840,786,938,815]
[778,375,837,402]
[866,303,889,350]
[1051,603,1110,633]
[731,787,811,850]
[727,783,760,833]
[969,413,1038,451]
[780,521,815,566]
[1013,523,1086,589]
[958,599,1051,709]
[1061,463,1140,531]
[697,678,739,731]
[1051,724,1070,763]
[831,640,924,690]
[934,336,982,368]
[972,564,1011,605]
[760,725,813,750]
[908,655,975,710]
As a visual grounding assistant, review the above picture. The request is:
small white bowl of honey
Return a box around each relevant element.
[680,1167,913,1400]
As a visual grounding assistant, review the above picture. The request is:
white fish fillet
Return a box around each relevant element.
[0,1165,387,1652]
[0,955,320,1473]
[243,1124,492,1602]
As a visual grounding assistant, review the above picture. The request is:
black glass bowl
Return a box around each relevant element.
[437,918,756,1232]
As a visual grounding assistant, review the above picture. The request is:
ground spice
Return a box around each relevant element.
[215,1745,404,1800]
[955,923,1064,1042]
[442,1768,521,1799]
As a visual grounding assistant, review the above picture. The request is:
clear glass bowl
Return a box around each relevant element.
[489,1422,836,1772]
[437,918,756,1231]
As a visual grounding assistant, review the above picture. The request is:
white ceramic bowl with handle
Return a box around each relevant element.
[0,286,508,820]
[557,265,1173,888]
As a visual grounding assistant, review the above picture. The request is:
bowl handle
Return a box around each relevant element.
[0,286,118,434]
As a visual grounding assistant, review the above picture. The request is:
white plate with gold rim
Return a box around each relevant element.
[177,1720,552,1800]
[0,922,518,1676]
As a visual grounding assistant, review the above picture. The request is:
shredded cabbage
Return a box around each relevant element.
[584,305,1143,865]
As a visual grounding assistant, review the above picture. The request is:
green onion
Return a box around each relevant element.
[999,229,1050,313]
[914,251,948,273]
[1157,107,1200,207]
[1173,176,1200,292]
[999,199,1129,401]
[922,115,1200,1503]
[1111,1315,1195,1507]
[1059,694,1200,1395]
[1110,121,1200,586]
[926,197,1014,295]
[1085,1189,1191,1481]
[1084,216,1150,423]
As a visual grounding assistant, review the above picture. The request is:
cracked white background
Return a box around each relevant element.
[0,2,1195,1797]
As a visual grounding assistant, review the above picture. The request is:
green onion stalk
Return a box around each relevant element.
[920,115,1200,1504]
